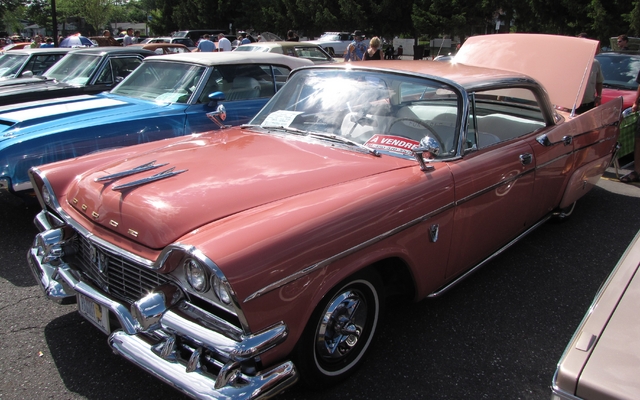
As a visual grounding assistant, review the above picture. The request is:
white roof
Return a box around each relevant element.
[144,51,314,69]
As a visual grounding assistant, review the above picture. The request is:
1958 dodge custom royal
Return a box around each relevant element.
[26,34,621,399]
[0,52,312,200]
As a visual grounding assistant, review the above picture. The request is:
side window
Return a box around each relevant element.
[218,64,281,101]
[112,57,143,80]
[472,87,546,148]
[26,54,63,76]
[95,60,114,84]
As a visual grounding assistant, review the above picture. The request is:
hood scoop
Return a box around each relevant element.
[96,160,187,191]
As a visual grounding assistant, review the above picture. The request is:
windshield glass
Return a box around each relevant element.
[111,61,205,103]
[250,69,462,159]
[597,53,640,90]
[44,53,101,85]
[0,53,28,78]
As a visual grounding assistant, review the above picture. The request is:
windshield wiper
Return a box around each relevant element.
[246,124,311,136]
[308,132,381,157]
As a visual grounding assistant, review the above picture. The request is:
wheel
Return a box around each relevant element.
[294,270,384,389]
[387,118,445,149]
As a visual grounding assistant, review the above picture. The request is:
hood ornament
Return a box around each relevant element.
[112,167,187,191]
[96,160,168,182]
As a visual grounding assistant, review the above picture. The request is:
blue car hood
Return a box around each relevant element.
[0,94,172,139]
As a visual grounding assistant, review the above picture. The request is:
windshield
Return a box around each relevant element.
[44,53,101,85]
[597,53,640,90]
[234,45,270,53]
[111,61,205,103]
[0,53,28,78]
[250,69,462,159]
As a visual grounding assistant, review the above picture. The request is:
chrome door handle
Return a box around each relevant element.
[520,153,533,165]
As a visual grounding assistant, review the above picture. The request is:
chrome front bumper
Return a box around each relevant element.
[27,211,298,399]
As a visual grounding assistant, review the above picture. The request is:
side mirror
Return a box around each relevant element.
[21,70,33,78]
[207,91,225,107]
[412,136,441,171]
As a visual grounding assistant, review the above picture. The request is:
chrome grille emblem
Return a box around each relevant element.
[89,244,109,274]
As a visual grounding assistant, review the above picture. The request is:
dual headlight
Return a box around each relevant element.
[182,257,232,305]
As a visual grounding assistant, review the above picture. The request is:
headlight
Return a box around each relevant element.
[183,258,208,292]
[41,185,52,207]
[213,275,232,304]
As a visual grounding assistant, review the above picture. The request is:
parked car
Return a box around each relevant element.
[141,37,197,51]
[552,228,640,399]
[129,42,190,54]
[596,52,640,159]
[0,52,312,199]
[172,29,227,44]
[0,47,71,80]
[309,31,356,56]
[234,41,335,64]
[596,52,640,110]
[0,42,31,54]
[0,47,155,106]
[25,34,620,399]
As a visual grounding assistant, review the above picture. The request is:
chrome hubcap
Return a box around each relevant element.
[316,289,367,361]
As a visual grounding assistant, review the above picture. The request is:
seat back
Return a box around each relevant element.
[225,76,260,101]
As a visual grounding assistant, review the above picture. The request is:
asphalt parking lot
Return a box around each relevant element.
[1,165,640,399]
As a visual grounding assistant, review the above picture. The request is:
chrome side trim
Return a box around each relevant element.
[109,331,298,400]
[244,201,455,303]
[427,214,552,298]
[454,167,535,206]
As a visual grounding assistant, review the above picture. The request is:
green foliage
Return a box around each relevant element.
[9,0,640,43]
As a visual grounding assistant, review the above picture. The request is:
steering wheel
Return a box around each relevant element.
[387,118,445,150]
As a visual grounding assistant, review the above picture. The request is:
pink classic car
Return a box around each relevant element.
[27,34,620,398]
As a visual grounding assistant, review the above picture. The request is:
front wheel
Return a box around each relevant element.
[293,270,384,389]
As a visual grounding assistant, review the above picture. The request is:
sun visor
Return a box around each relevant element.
[454,34,599,110]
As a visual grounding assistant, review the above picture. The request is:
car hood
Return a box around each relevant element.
[0,94,169,138]
[454,33,599,110]
[66,128,411,249]
[602,87,636,109]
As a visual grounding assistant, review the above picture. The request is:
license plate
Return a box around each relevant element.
[77,293,110,335]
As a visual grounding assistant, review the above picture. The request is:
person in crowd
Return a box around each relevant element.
[102,30,118,46]
[133,30,141,44]
[620,71,640,183]
[286,30,299,42]
[40,37,54,48]
[217,32,232,52]
[240,32,251,45]
[196,34,216,52]
[30,35,42,48]
[123,28,134,46]
[344,31,367,61]
[617,34,630,50]
[364,36,382,60]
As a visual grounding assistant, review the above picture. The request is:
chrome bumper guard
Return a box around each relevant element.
[27,211,298,399]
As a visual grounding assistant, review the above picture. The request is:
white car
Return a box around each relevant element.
[308,32,357,56]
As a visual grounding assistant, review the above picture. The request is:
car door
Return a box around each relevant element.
[445,90,542,280]
[184,63,288,133]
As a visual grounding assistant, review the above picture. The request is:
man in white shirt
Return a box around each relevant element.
[123,28,134,46]
[217,33,232,52]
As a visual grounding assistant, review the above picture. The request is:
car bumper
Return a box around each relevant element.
[27,210,298,399]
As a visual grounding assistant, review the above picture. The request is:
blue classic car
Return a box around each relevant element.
[0,52,312,200]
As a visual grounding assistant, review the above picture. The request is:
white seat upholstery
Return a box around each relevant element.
[225,77,260,101]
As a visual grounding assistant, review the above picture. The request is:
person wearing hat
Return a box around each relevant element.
[344,30,367,61]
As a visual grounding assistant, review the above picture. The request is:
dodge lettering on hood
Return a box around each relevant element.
[27,34,621,399]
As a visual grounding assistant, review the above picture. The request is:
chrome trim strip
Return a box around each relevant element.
[244,201,455,302]
[95,160,168,182]
[109,331,298,400]
[427,214,552,298]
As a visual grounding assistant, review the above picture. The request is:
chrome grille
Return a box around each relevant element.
[74,234,168,303]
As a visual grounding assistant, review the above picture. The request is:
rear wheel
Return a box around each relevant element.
[294,270,384,389]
